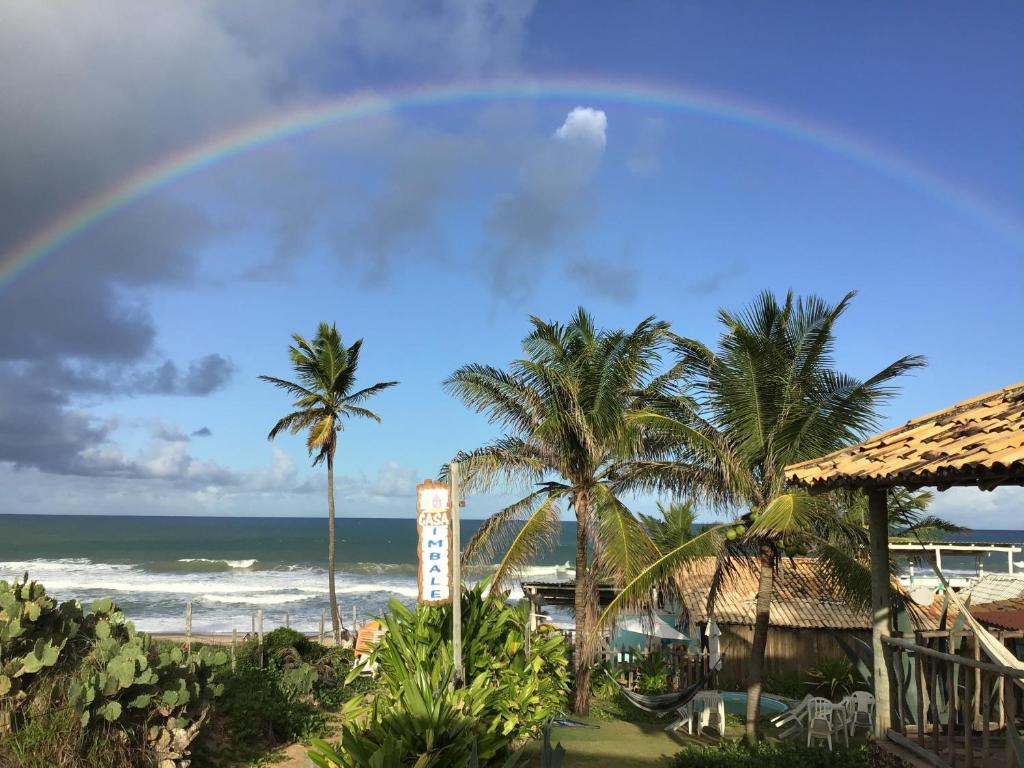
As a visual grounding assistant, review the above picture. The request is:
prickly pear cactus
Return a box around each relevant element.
[1,576,227,767]
[0,574,81,707]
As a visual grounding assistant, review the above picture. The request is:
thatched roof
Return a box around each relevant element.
[677,557,949,631]
[783,382,1024,492]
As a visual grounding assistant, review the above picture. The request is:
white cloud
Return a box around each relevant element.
[928,485,1024,529]
[554,107,608,149]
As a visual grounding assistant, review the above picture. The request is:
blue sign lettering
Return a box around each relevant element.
[429,552,441,560]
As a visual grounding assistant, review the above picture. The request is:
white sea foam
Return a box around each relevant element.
[178,558,258,569]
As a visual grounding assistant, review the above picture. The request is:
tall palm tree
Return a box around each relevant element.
[445,308,690,714]
[600,291,925,740]
[260,322,397,642]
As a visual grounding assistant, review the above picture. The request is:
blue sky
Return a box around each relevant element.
[0,1,1021,526]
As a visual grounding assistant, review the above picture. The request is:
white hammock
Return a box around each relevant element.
[923,553,1024,689]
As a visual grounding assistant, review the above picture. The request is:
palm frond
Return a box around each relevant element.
[591,484,660,586]
[595,522,728,629]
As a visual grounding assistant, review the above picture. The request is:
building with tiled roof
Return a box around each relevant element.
[969,597,1024,631]
[784,382,1024,492]
[674,556,950,687]
[963,573,1024,605]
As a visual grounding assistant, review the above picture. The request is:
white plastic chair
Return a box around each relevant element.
[772,694,813,739]
[844,691,874,736]
[806,697,848,750]
[684,691,725,736]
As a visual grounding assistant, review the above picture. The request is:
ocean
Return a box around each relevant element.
[0,515,577,634]
[2,515,1021,634]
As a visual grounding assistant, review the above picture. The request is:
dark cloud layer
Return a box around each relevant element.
[0,0,539,494]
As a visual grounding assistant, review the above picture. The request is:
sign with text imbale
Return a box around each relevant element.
[416,479,451,605]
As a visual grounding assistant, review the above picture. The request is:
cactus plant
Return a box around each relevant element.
[2,576,224,767]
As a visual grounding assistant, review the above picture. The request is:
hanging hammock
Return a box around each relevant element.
[603,668,710,716]
[921,550,1024,690]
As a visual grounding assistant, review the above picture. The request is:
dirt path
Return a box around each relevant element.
[276,742,310,768]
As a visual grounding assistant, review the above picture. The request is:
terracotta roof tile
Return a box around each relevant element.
[783,382,1024,490]
[677,557,946,631]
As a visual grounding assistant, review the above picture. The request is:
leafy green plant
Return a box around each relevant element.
[763,668,804,699]
[668,739,866,768]
[317,584,568,766]
[0,575,224,767]
[803,656,863,700]
[308,668,523,768]
[633,649,669,695]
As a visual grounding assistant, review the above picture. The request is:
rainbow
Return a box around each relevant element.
[3,76,1021,288]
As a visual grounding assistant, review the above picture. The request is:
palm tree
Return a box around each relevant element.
[600,291,925,741]
[445,308,688,714]
[639,499,700,554]
[260,322,398,643]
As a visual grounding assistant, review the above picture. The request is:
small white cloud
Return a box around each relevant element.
[554,107,608,150]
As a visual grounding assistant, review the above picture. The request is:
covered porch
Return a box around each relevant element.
[784,381,1024,767]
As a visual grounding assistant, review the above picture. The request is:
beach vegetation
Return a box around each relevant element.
[445,308,683,713]
[260,322,398,643]
[309,584,569,767]
[667,739,866,768]
[0,575,223,768]
[598,290,927,741]
[193,630,371,766]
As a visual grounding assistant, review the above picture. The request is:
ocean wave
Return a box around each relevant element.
[178,561,256,573]
[200,592,320,605]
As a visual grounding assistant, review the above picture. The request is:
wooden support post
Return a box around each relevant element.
[1005,671,1016,766]
[916,648,926,747]
[982,672,991,763]
[285,611,290,629]
[257,608,264,668]
[352,605,357,634]
[868,488,893,738]
[947,660,956,767]
[964,652,974,768]
[231,628,237,672]
[319,610,325,645]
[895,646,907,734]
[932,656,941,757]
[450,461,464,687]
[185,602,192,659]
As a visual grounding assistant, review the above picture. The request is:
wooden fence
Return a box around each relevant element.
[884,631,1024,768]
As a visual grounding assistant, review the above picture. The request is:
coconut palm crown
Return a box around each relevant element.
[445,308,690,714]
[600,290,926,740]
[260,322,398,642]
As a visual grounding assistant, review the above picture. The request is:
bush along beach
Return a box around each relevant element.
[0,576,373,768]
[0,575,223,768]
[307,583,570,768]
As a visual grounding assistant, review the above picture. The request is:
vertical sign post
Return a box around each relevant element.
[450,462,463,686]
[416,479,452,605]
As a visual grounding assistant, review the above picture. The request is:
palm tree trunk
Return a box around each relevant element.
[326,451,341,644]
[573,490,593,715]
[867,488,892,737]
[745,547,774,743]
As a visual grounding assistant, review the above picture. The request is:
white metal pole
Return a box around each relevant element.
[451,461,463,686]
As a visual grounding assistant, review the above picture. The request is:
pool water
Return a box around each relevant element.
[720,691,789,716]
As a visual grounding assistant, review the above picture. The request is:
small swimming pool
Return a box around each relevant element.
[719,691,789,716]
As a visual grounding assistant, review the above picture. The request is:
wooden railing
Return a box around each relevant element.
[884,632,1024,768]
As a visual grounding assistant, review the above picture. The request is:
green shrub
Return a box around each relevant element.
[0,574,223,767]
[311,584,569,767]
[634,650,670,695]
[763,668,804,699]
[804,656,866,700]
[308,668,522,768]
[668,739,867,768]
